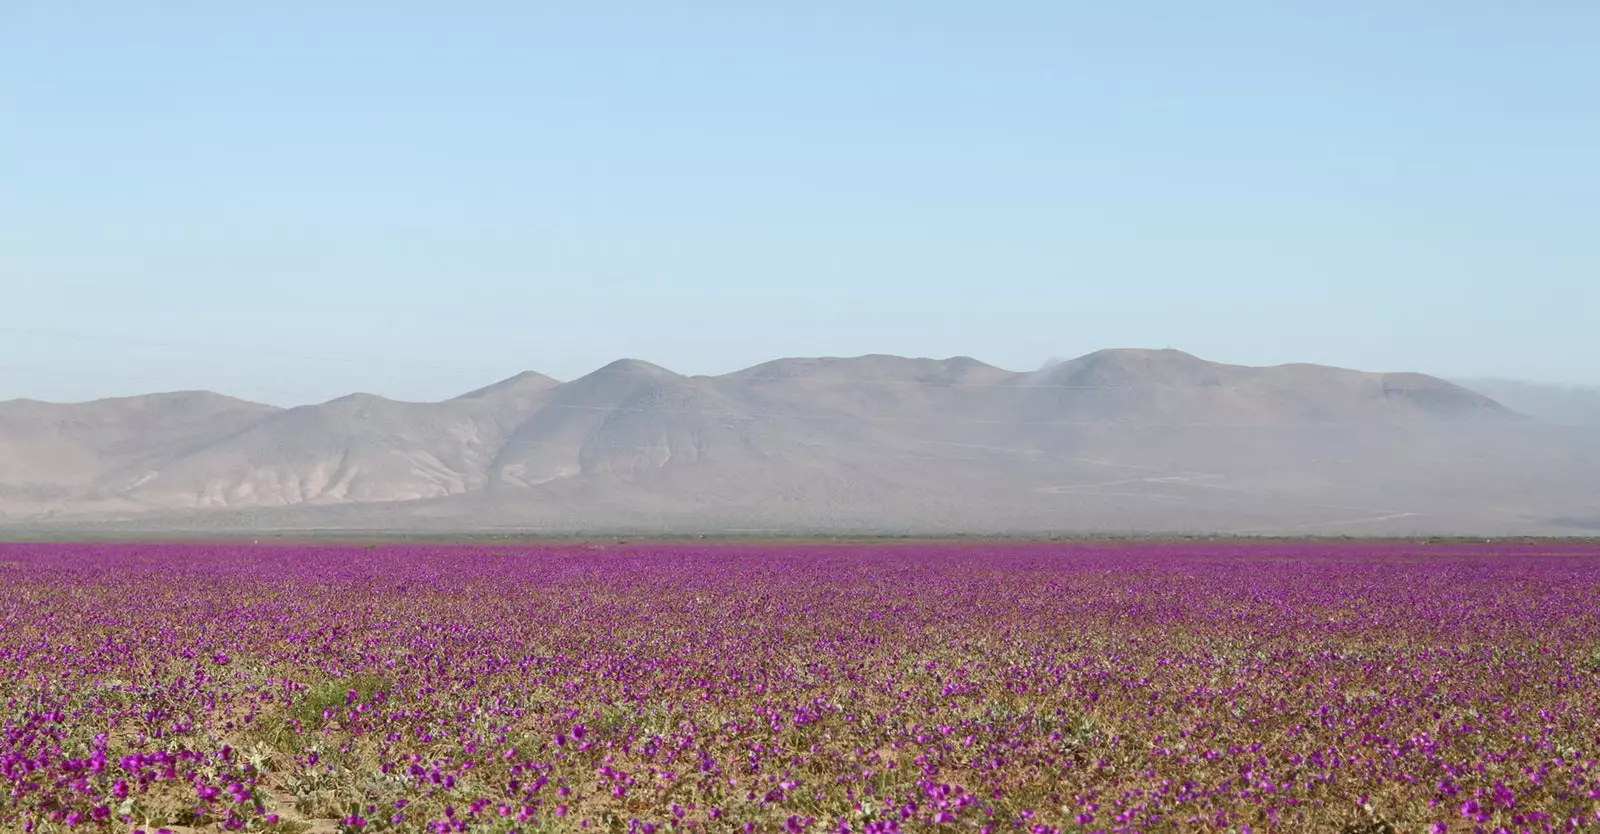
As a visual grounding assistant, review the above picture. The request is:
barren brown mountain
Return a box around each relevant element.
[3,349,1596,534]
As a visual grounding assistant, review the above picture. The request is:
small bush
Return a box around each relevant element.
[290,673,388,728]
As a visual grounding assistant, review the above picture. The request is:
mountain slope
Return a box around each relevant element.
[120,394,509,508]
[1454,378,1600,428]
[1010,349,1509,425]
[0,392,280,514]
[1,350,1594,534]
[486,359,751,488]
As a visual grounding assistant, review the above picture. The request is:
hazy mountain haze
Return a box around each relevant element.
[4,349,1596,535]
[2,5,1593,534]
[1450,380,1600,429]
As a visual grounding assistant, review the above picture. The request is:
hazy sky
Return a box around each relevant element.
[3,2,1596,405]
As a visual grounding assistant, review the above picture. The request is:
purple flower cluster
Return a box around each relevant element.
[1,540,1598,832]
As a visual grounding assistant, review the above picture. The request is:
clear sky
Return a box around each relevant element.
[2,2,1596,405]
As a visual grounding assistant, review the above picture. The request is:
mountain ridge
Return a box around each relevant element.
[0,350,1510,408]
[4,349,1594,535]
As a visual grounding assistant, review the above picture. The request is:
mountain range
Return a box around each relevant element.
[3,349,1597,535]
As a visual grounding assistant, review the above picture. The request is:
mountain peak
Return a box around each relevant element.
[1043,347,1219,388]
[728,354,1011,385]
[591,358,679,378]
[1077,347,1207,364]
[325,392,394,406]
[454,371,559,401]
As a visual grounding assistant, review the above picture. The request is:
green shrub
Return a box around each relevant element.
[290,673,388,728]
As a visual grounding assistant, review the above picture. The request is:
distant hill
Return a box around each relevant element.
[3,349,1597,535]
[1453,378,1600,428]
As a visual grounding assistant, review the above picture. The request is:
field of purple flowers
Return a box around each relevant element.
[1,540,1598,834]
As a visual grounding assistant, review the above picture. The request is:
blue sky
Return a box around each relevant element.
[2,1,1596,404]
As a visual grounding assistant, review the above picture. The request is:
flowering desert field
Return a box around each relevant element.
[2,540,1598,833]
